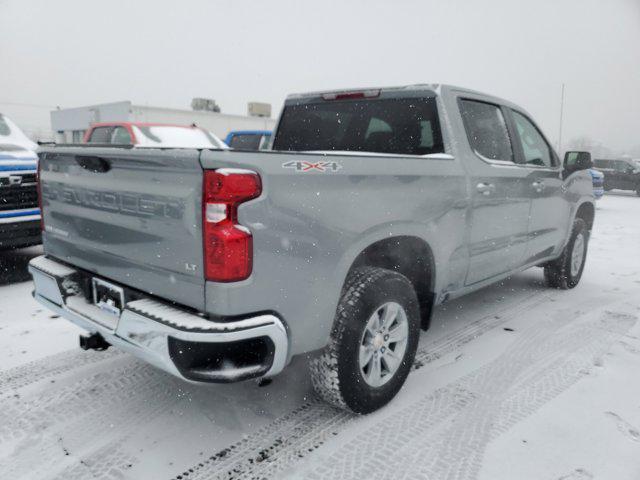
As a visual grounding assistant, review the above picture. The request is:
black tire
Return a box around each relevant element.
[309,267,420,414]
[544,218,589,289]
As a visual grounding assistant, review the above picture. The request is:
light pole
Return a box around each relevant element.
[558,83,565,154]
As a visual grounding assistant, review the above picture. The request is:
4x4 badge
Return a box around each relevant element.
[282,160,342,173]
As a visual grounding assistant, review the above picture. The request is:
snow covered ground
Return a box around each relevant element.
[0,193,639,480]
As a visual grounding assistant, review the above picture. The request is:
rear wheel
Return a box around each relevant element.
[544,218,589,289]
[310,267,420,414]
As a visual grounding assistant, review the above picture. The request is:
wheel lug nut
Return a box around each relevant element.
[384,335,389,341]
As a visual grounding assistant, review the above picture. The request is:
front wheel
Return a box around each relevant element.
[310,267,420,414]
[544,218,589,289]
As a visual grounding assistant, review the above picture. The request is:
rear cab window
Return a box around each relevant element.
[458,99,514,163]
[272,96,444,155]
[88,126,114,143]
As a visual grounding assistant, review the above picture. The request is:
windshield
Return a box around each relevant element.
[0,114,38,151]
[273,97,443,155]
[0,115,11,136]
[132,125,227,149]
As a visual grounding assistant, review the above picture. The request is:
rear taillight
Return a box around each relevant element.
[203,169,261,282]
[37,157,44,231]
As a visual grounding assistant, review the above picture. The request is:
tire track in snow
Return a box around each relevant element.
[0,356,153,444]
[0,348,122,400]
[302,309,637,480]
[49,375,189,480]
[0,357,186,479]
[169,291,551,480]
[0,289,548,480]
[412,291,548,368]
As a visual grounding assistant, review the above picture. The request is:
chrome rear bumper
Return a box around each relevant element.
[28,255,289,382]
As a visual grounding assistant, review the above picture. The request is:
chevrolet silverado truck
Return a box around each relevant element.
[30,85,595,413]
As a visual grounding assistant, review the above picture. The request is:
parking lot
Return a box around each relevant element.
[1,192,638,480]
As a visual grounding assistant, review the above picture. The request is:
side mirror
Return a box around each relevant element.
[564,151,593,174]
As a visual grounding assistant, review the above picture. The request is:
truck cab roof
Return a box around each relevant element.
[285,84,522,109]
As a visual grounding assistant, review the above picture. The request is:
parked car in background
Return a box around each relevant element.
[83,122,228,149]
[224,130,272,150]
[0,113,41,249]
[32,84,595,414]
[589,168,604,199]
[593,158,640,195]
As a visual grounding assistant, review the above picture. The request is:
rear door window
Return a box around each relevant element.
[88,126,114,143]
[273,97,443,155]
[459,99,514,162]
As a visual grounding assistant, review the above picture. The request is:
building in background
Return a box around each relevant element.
[51,100,276,144]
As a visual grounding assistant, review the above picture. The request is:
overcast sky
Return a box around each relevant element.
[1,0,639,152]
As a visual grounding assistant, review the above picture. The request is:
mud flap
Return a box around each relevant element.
[420,292,436,331]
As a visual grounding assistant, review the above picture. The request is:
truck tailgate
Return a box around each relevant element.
[39,147,205,310]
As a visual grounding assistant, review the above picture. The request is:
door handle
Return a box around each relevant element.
[476,182,496,196]
[531,181,545,193]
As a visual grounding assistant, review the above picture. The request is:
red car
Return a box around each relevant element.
[83,122,228,149]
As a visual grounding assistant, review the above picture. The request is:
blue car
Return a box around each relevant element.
[589,168,604,200]
[224,130,272,150]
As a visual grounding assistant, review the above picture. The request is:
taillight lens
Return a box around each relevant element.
[37,156,44,231]
[203,169,261,282]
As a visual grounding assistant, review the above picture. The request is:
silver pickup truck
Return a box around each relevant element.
[30,84,595,413]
